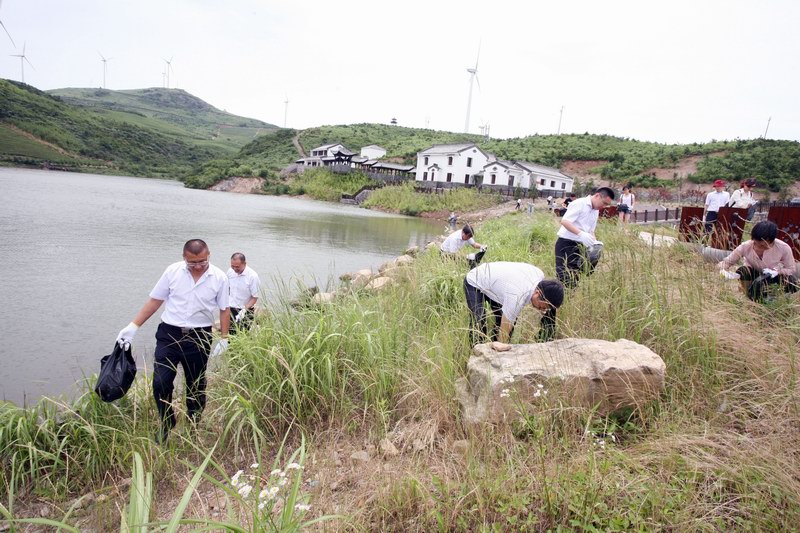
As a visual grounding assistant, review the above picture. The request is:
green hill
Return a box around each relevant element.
[0,79,276,178]
[189,123,800,193]
[49,86,276,153]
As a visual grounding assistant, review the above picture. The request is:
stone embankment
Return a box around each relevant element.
[209,177,265,194]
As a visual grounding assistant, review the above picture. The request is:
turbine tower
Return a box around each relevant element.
[99,52,113,89]
[163,57,174,88]
[0,0,15,47]
[283,95,289,128]
[10,42,33,83]
[464,42,482,134]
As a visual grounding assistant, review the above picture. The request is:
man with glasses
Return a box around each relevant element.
[116,239,230,443]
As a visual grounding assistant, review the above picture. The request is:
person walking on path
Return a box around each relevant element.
[618,186,635,223]
[703,179,730,234]
[116,239,230,443]
[227,252,261,331]
[515,198,522,210]
[554,187,615,288]
[464,261,564,347]
[717,220,798,303]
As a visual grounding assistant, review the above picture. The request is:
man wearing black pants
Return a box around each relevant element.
[116,239,230,443]
[554,187,615,288]
[464,261,564,347]
[227,252,261,331]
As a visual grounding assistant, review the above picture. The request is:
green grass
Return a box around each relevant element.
[2,214,800,530]
[363,181,504,215]
[0,123,73,161]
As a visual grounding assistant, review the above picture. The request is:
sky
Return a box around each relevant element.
[1,0,798,144]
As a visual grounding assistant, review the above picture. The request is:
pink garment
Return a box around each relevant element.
[718,239,796,277]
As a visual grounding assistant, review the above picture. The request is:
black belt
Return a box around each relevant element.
[162,323,212,335]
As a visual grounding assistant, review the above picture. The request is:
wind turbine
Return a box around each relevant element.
[464,42,482,134]
[0,0,14,47]
[163,56,174,88]
[99,52,113,89]
[283,95,289,128]
[10,42,33,83]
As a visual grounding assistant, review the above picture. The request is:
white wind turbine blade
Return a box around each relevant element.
[0,0,14,47]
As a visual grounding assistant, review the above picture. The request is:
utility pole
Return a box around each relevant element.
[763,116,771,139]
[557,105,565,135]
[283,97,289,128]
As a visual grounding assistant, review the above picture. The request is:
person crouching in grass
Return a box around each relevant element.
[464,261,565,350]
[717,220,799,303]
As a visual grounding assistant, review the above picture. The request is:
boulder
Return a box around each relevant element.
[455,338,665,425]
[405,245,420,256]
[379,438,399,457]
[350,450,370,464]
[313,292,336,305]
[395,254,414,266]
[345,269,375,289]
[425,241,439,251]
[366,276,395,291]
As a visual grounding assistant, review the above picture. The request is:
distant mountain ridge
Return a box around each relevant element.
[0,79,278,178]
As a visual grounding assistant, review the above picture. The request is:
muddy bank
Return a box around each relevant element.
[210,176,265,194]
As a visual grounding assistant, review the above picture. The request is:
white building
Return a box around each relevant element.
[360,145,387,160]
[480,160,525,188]
[414,143,495,185]
[296,143,355,167]
[515,161,574,193]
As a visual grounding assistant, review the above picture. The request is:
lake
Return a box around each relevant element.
[0,168,442,405]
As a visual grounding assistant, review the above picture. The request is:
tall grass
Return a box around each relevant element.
[2,213,800,529]
[363,182,503,215]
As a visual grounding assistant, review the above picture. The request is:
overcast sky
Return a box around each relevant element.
[1,0,798,143]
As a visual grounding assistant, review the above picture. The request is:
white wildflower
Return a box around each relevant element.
[278,471,287,478]
[295,503,312,512]
[250,463,259,468]
[238,484,253,498]
[286,462,302,470]
[537,383,544,389]
[258,501,267,510]
[278,477,288,487]
[231,469,244,487]
[270,469,282,476]
[500,388,510,398]
[533,390,541,398]
[268,486,280,497]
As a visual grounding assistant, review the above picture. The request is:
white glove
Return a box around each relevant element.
[116,322,139,349]
[211,338,228,357]
[763,268,779,278]
[480,245,487,252]
[234,308,246,322]
[577,231,596,247]
[719,270,741,280]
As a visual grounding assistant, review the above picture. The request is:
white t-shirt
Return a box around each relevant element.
[465,262,544,323]
[227,265,261,309]
[705,191,730,212]
[620,193,635,208]
[728,188,754,209]
[441,230,475,253]
[149,261,230,328]
[556,196,599,241]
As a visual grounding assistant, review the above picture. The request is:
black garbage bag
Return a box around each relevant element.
[95,343,137,402]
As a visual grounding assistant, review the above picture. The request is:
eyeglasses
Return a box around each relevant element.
[185,259,209,267]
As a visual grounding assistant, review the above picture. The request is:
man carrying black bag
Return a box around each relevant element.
[116,239,230,444]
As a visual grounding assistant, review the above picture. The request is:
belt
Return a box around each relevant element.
[162,322,212,335]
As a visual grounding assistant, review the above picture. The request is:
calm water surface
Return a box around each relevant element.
[0,168,442,405]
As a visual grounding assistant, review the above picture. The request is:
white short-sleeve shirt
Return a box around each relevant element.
[149,261,230,328]
[556,196,599,241]
[728,188,754,209]
[441,230,475,253]
[227,265,261,309]
[705,191,730,212]
[465,262,544,323]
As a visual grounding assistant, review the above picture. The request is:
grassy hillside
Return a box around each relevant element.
[4,214,800,530]
[195,123,800,194]
[49,87,276,153]
[0,79,275,178]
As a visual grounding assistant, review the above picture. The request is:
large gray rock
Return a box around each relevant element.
[456,339,665,425]
[365,276,395,291]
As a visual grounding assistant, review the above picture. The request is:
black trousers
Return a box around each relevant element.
[555,237,596,289]
[464,278,508,344]
[152,322,212,431]
[230,307,255,331]
[737,266,799,302]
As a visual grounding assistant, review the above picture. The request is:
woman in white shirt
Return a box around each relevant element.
[728,178,757,221]
[618,186,635,223]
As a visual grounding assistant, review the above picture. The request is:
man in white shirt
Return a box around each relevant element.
[116,239,230,443]
[227,252,261,330]
[464,262,564,346]
[554,187,615,288]
[704,179,731,234]
[440,225,484,255]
